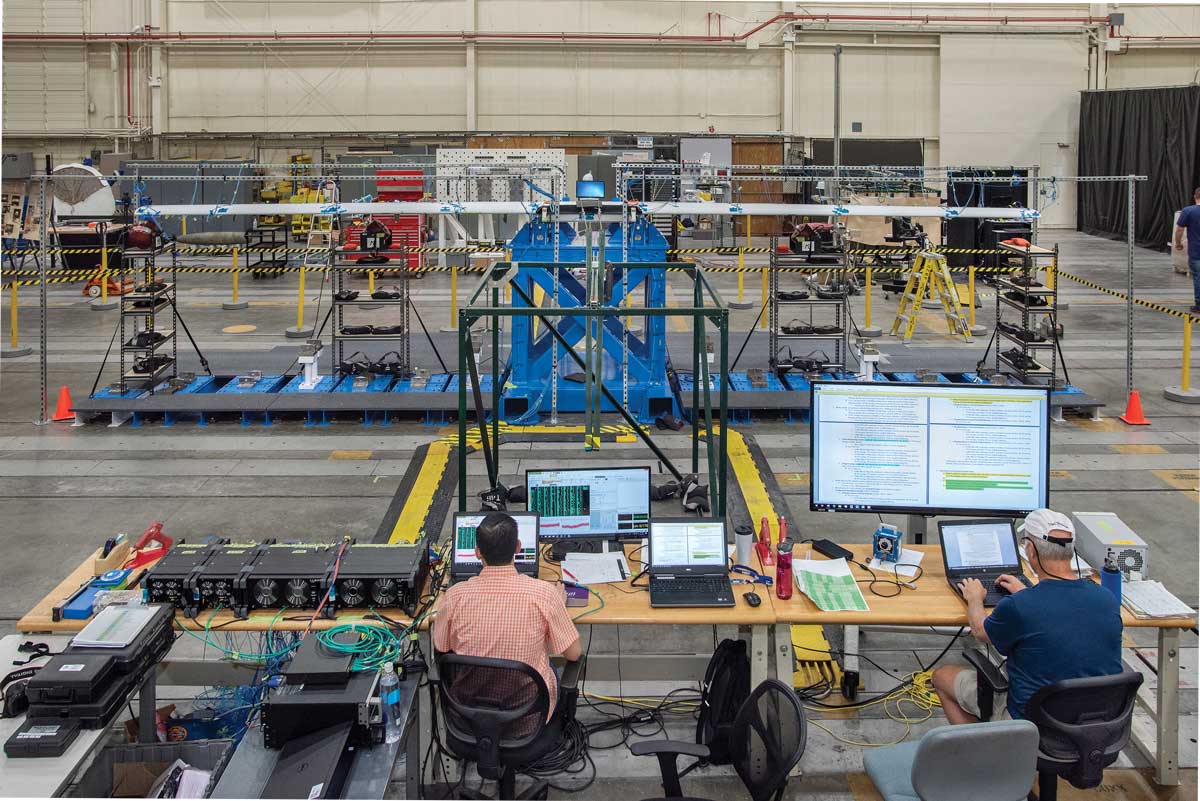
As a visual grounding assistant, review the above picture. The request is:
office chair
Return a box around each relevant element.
[631,678,806,801]
[964,651,1144,801]
[432,652,584,800]
[863,720,1040,801]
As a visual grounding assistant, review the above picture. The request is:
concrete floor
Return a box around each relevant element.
[0,229,1195,799]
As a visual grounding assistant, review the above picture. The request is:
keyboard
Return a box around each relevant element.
[949,572,1033,607]
[649,575,735,607]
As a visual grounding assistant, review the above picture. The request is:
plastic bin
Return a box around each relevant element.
[68,739,234,798]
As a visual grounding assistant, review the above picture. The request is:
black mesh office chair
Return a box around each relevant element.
[631,678,807,801]
[965,651,1143,801]
[432,652,584,800]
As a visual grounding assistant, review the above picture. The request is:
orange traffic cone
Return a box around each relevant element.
[1118,389,1150,426]
[51,386,74,422]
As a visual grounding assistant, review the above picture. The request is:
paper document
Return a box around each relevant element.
[794,557,869,612]
[867,549,925,577]
[561,553,631,585]
[73,604,157,648]
[1121,581,1195,620]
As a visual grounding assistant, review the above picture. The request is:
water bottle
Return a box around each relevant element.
[758,516,776,567]
[776,538,794,600]
[380,662,402,744]
[734,524,754,568]
[1101,555,1122,605]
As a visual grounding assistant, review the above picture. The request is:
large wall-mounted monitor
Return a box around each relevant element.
[810,381,1050,516]
[526,466,651,541]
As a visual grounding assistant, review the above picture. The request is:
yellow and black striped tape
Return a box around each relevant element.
[1056,270,1200,322]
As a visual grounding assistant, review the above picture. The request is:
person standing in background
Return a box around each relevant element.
[1174,186,1200,313]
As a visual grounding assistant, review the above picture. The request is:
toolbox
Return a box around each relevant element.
[26,671,131,729]
[25,654,118,705]
[3,718,83,758]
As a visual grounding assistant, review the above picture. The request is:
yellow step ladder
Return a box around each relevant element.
[890,251,973,343]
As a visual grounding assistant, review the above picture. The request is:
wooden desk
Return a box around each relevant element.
[768,544,1194,787]
[17,548,417,634]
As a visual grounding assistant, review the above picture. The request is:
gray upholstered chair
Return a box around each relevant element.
[863,720,1039,801]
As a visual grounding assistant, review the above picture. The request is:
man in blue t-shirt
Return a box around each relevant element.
[932,509,1123,722]
[1176,186,1200,313]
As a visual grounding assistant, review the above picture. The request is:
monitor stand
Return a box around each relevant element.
[907,514,930,545]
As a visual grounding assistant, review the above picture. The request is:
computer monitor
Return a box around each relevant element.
[575,179,606,200]
[810,381,1050,516]
[526,466,651,541]
[939,519,1021,572]
[451,512,540,577]
[649,518,728,571]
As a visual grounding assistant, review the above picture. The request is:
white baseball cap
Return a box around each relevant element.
[1018,508,1075,545]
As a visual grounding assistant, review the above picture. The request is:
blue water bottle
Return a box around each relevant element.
[1100,555,1122,605]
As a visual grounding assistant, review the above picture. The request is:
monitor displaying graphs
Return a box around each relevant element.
[526,467,651,540]
[810,382,1050,516]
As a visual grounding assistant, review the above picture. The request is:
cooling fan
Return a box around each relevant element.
[252,578,280,607]
[51,163,116,219]
[285,578,312,607]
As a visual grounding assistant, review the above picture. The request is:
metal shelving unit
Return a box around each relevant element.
[993,242,1059,384]
[767,241,848,372]
[118,241,177,394]
[331,246,411,374]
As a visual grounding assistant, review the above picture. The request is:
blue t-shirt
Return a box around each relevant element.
[983,579,1123,719]
[1177,205,1200,260]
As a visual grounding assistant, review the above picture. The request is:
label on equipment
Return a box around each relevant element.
[308,784,324,799]
[18,726,60,738]
[59,664,86,672]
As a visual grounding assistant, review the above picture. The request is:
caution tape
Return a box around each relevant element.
[1055,270,1200,322]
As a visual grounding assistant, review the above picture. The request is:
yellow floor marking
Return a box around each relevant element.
[1071,416,1125,432]
[1112,443,1168,455]
[389,441,451,544]
[221,324,257,334]
[1153,469,1199,496]
[1050,469,1072,480]
[665,298,688,332]
[777,472,811,488]
[330,450,372,460]
[847,772,885,800]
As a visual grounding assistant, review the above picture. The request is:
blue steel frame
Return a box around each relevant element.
[505,216,675,423]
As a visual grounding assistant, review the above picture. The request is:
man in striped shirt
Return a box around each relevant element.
[434,512,581,714]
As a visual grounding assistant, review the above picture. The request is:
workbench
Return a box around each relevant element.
[768,543,1194,787]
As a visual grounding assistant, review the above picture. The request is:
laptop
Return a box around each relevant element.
[648,518,735,608]
[939,518,1032,607]
[450,512,541,582]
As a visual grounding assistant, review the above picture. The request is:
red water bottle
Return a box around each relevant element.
[776,538,794,600]
[757,516,775,566]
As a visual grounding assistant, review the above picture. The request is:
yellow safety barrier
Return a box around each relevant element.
[968,266,978,330]
[368,270,376,295]
[99,239,109,305]
[1181,318,1192,394]
[231,248,240,305]
[864,266,874,331]
[9,284,18,349]
[296,267,306,329]
[448,265,459,331]
[736,248,745,304]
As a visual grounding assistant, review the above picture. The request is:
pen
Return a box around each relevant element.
[562,567,580,584]
[617,558,627,580]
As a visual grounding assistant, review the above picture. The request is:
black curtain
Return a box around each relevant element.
[1077,84,1200,250]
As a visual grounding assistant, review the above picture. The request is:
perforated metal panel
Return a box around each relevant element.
[435,148,566,203]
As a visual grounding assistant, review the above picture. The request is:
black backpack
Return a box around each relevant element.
[695,638,751,764]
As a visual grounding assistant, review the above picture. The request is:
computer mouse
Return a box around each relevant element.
[744,591,762,607]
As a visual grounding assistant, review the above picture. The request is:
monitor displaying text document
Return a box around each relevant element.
[810,382,1050,515]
